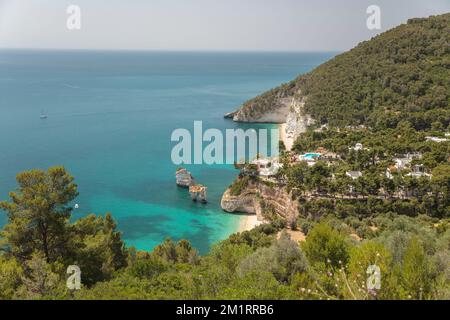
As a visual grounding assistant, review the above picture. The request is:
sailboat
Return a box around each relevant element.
[40,110,48,119]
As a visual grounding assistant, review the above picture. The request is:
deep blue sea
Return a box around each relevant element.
[0,50,334,253]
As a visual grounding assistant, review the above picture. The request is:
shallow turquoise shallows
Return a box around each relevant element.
[0,50,334,253]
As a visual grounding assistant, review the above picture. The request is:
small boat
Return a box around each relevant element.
[40,110,48,119]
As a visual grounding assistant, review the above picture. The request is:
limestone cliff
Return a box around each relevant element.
[284,97,315,142]
[221,180,299,224]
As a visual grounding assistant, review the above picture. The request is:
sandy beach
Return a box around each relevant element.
[238,214,262,232]
[279,123,293,151]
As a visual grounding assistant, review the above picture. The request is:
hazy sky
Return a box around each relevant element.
[0,0,448,51]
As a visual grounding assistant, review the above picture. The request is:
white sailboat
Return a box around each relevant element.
[40,110,48,119]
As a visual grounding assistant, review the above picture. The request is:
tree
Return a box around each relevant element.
[71,213,128,285]
[18,252,60,299]
[237,232,308,283]
[430,164,450,218]
[401,237,435,299]
[128,256,167,279]
[301,222,350,269]
[152,238,198,264]
[347,241,393,299]
[0,167,78,263]
[0,256,24,299]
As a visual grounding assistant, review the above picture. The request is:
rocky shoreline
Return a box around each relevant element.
[220,179,300,228]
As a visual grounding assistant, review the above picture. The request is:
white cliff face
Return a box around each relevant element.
[284,97,315,143]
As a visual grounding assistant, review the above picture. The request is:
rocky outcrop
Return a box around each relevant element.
[221,180,300,223]
[223,111,236,119]
[231,96,293,123]
[189,184,207,203]
[231,99,291,123]
[221,188,257,214]
[176,168,195,187]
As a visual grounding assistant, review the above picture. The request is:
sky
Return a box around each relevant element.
[0,0,449,51]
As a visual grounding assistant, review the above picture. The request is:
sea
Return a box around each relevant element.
[0,50,335,253]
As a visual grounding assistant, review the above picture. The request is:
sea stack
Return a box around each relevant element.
[189,185,207,203]
[176,168,195,187]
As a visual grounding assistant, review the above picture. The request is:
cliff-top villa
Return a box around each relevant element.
[299,153,321,166]
[392,152,423,170]
[296,147,338,166]
[386,153,429,180]
[251,157,283,177]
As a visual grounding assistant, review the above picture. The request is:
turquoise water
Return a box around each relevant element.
[0,50,334,253]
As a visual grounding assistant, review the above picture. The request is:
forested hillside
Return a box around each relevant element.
[234,13,450,130]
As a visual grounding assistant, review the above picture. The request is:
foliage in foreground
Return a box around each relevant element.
[0,167,449,300]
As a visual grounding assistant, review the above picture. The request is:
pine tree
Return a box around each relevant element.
[0,167,78,263]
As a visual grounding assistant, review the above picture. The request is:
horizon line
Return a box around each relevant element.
[0,47,342,54]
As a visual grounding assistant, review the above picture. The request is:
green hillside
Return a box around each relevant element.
[236,13,450,130]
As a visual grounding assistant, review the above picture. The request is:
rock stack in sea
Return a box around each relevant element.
[189,184,207,203]
[176,168,195,187]
[176,168,208,203]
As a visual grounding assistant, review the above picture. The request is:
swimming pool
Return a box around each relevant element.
[303,153,321,159]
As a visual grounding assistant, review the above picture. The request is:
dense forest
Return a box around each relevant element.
[235,13,449,130]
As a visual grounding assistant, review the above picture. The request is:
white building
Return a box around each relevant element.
[252,158,283,177]
[394,158,411,171]
[392,153,422,171]
[386,165,397,180]
[426,136,449,143]
[346,171,363,180]
[349,143,364,151]
[406,165,432,179]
